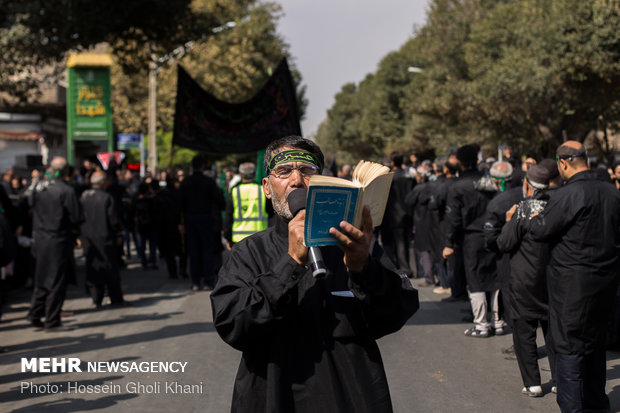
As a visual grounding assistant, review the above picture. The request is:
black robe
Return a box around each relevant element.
[31,178,83,289]
[382,168,414,230]
[211,218,419,413]
[497,195,550,320]
[80,188,121,288]
[529,170,620,354]
[405,181,438,255]
[29,178,83,327]
[443,170,498,292]
[429,176,456,260]
[483,187,524,314]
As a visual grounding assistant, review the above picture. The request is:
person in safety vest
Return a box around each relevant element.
[223,162,269,250]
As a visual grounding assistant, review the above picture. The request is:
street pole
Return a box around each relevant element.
[148,61,157,173]
[140,133,146,178]
[145,20,242,174]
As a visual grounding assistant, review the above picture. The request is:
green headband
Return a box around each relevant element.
[491,174,511,192]
[267,149,323,174]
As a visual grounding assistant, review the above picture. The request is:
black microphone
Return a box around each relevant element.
[287,188,328,278]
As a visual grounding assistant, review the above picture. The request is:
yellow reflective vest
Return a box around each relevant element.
[231,182,268,242]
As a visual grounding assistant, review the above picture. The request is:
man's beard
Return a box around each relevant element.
[269,180,293,220]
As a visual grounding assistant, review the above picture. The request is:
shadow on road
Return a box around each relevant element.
[9,393,139,412]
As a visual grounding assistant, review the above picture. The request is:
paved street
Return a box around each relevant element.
[1,253,619,412]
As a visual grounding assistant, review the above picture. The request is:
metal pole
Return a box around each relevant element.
[140,133,145,178]
[144,19,241,175]
[148,61,158,173]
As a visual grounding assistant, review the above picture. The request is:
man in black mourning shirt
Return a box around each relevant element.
[28,156,83,331]
[211,136,419,413]
[530,141,620,413]
[80,170,125,308]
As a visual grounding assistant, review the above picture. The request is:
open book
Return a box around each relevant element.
[304,160,394,246]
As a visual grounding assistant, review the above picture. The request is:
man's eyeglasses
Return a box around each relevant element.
[555,152,586,162]
[270,164,320,179]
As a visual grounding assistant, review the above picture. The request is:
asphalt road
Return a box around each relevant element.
[1,253,619,412]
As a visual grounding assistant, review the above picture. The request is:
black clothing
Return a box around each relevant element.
[180,171,225,287]
[511,318,553,387]
[382,169,414,230]
[180,171,224,216]
[381,169,414,276]
[31,179,82,239]
[154,187,185,278]
[405,181,438,254]
[80,188,123,306]
[28,178,83,328]
[427,176,449,261]
[510,167,525,189]
[497,194,555,389]
[430,176,466,296]
[483,187,523,253]
[443,170,496,248]
[0,184,18,231]
[555,350,609,413]
[497,195,550,320]
[134,195,155,235]
[405,181,439,283]
[443,170,498,292]
[530,170,619,412]
[135,191,159,268]
[529,170,620,355]
[211,217,419,413]
[483,187,523,319]
[0,212,15,267]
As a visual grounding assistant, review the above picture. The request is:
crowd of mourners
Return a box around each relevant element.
[377,142,620,412]
[0,140,619,412]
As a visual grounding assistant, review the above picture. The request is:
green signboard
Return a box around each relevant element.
[66,54,114,165]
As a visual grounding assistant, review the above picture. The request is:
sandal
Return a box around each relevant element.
[464,327,490,338]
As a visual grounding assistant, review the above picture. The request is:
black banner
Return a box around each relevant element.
[172,59,301,153]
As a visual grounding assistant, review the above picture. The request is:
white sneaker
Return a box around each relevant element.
[521,385,543,397]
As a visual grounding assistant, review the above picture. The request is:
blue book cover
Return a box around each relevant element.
[304,186,360,246]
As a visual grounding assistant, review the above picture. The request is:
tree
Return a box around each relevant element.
[1,0,237,103]
[463,0,620,157]
[317,0,620,161]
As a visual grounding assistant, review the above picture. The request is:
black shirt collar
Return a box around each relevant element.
[275,215,289,238]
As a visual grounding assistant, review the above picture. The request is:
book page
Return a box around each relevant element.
[353,173,394,228]
[308,174,359,188]
[352,160,391,186]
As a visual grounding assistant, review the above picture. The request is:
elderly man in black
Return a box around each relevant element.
[497,163,557,398]
[530,141,620,413]
[80,171,125,308]
[27,157,83,331]
[211,135,418,413]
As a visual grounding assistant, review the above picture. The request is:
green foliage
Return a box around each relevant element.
[0,0,234,102]
[316,0,620,161]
